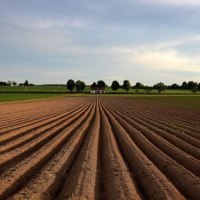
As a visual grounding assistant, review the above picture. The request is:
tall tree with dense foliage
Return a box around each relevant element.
[66,79,75,92]
[24,80,29,86]
[0,81,8,86]
[153,82,166,93]
[191,82,198,93]
[111,80,120,91]
[76,80,85,92]
[122,80,131,91]
[188,81,197,90]
[12,81,17,86]
[170,83,180,89]
[134,82,144,89]
[97,80,106,88]
[181,81,188,89]
[198,83,200,91]
[91,82,97,88]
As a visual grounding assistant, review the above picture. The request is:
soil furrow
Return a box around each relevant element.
[107,99,200,139]
[108,103,200,177]
[103,102,200,200]
[0,102,94,199]
[55,101,100,200]
[109,98,200,129]
[0,99,89,135]
[101,101,185,200]
[7,102,96,200]
[0,101,94,172]
[104,101,200,160]
[98,100,143,200]
[0,101,91,152]
[0,96,199,200]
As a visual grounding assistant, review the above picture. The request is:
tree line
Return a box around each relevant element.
[1,79,199,93]
[0,80,34,86]
[66,79,200,93]
[66,79,86,92]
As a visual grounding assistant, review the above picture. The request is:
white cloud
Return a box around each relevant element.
[27,18,88,30]
[140,0,200,6]
[0,16,89,30]
[110,35,200,74]
[133,49,200,72]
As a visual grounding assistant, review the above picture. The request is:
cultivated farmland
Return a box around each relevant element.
[0,97,200,200]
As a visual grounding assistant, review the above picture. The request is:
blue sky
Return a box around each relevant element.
[0,0,200,85]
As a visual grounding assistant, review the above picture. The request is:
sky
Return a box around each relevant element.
[0,0,200,86]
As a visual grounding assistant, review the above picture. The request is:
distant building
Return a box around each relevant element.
[91,86,105,94]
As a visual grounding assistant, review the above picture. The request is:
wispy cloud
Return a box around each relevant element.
[0,0,200,85]
[140,0,200,6]
[111,34,200,75]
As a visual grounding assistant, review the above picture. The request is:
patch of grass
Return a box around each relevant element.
[0,86,68,93]
[0,93,65,102]
[0,86,196,94]
[0,85,91,93]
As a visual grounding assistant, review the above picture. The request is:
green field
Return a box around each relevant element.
[0,93,65,102]
[0,86,69,93]
[0,85,199,102]
[0,85,195,94]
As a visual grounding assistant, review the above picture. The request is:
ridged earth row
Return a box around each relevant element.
[0,97,200,200]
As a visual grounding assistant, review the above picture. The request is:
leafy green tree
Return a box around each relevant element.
[97,80,106,88]
[67,79,75,92]
[191,82,198,93]
[76,80,85,92]
[134,82,144,89]
[111,80,120,91]
[122,80,131,91]
[80,81,86,92]
[0,81,7,86]
[181,81,188,89]
[12,81,17,86]
[153,82,166,93]
[7,80,12,86]
[198,83,200,91]
[91,82,97,88]
[24,80,29,86]
[188,81,196,90]
[171,83,180,89]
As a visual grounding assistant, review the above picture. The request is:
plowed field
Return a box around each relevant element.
[0,97,200,200]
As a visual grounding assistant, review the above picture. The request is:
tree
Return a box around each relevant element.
[79,81,86,92]
[181,81,188,90]
[97,80,106,88]
[134,82,144,89]
[122,80,131,91]
[153,82,166,93]
[191,83,198,93]
[188,81,196,90]
[66,79,75,92]
[91,82,97,88]
[12,81,17,86]
[198,83,200,91]
[111,80,120,91]
[7,80,12,86]
[76,80,85,92]
[171,83,180,90]
[0,81,8,86]
[24,80,29,86]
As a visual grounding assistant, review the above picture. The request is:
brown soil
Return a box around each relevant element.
[0,96,199,200]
